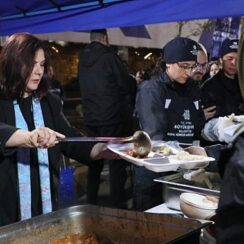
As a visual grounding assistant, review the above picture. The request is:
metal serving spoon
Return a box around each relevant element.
[131,130,152,157]
[59,130,152,158]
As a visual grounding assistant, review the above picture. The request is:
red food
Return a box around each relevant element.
[50,233,99,244]
[122,149,146,158]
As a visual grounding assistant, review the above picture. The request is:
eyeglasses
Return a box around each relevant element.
[192,62,208,70]
[177,63,196,71]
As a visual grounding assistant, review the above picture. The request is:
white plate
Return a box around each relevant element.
[108,142,144,166]
[108,142,176,169]
[168,155,215,169]
[143,159,180,172]
[108,141,215,172]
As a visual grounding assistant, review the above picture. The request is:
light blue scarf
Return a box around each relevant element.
[14,96,52,220]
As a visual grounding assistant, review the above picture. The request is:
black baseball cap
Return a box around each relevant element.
[163,37,198,63]
[219,38,239,57]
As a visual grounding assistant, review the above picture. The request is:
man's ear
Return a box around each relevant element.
[165,63,171,70]
[219,57,223,65]
[101,35,108,46]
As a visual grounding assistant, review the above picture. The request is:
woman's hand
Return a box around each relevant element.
[28,127,65,148]
[6,127,65,148]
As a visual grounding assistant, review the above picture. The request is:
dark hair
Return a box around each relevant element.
[150,55,166,77]
[209,60,220,68]
[90,29,107,42]
[0,33,50,99]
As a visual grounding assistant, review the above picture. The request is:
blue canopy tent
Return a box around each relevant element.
[0,0,244,35]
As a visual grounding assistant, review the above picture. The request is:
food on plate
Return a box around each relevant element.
[50,233,99,244]
[175,151,205,161]
[122,149,135,157]
[122,144,174,158]
[119,131,152,158]
[152,145,173,155]
[122,148,147,158]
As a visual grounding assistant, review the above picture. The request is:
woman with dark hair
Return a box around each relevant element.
[0,33,51,98]
[208,61,220,78]
[0,33,116,227]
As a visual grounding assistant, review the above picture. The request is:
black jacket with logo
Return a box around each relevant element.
[135,71,205,142]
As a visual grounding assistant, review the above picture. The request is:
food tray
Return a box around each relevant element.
[0,205,208,244]
[108,141,215,172]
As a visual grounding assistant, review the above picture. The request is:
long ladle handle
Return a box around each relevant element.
[58,136,133,142]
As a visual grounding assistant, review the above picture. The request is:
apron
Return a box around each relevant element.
[164,95,201,144]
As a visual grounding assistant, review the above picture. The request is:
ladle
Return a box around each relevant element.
[59,130,152,157]
[131,130,152,157]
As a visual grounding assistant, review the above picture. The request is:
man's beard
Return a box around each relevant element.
[193,72,204,81]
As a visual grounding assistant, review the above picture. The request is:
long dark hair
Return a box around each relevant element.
[0,33,50,99]
[150,54,166,78]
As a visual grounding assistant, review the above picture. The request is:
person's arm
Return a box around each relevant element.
[47,93,118,163]
[7,127,118,161]
[184,144,225,172]
[6,128,65,148]
[0,122,65,157]
[90,143,120,160]
[136,83,166,140]
[52,110,119,162]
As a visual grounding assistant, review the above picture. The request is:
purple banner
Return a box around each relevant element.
[199,17,240,59]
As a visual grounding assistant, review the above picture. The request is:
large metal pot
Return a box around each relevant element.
[0,205,208,244]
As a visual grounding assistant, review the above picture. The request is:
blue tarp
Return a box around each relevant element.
[0,0,244,35]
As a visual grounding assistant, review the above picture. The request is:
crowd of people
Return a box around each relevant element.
[0,29,243,244]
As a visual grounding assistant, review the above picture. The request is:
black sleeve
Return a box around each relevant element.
[104,52,132,96]
[216,135,244,243]
[201,75,224,117]
[204,144,223,172]
[135,83,167,140]
[218,136,244,208]
[46,93,95,164]
[104,52,136,121]
[201,80,215,108]
[205,144,223,162]
[0,123,18,156]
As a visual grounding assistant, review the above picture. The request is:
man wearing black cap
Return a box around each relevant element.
[200,38,244,177]
[133,37,205,210]
[78,29,135,209]
[201,38,244,119]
